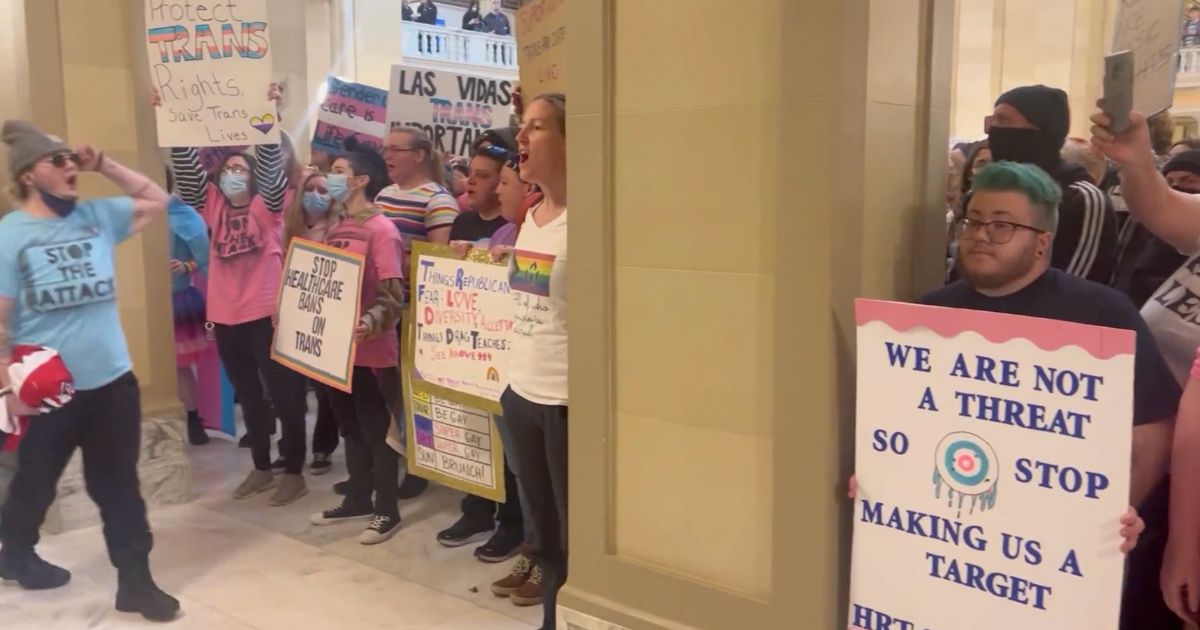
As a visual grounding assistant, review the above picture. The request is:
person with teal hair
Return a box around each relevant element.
[166,168,211,446]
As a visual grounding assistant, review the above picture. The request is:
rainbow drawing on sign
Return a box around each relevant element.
[932,431,999,518]
[510,250,555,297]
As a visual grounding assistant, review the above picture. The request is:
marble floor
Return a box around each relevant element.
[0,429,541,629]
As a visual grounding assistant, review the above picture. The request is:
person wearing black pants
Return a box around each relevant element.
[212,317,309,482]
[0,120,178,621]
[310,384,339,474]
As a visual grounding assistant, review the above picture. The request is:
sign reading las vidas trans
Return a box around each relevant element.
[145,0,281,147]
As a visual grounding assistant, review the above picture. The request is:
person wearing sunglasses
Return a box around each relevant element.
[0,121,179,620]
[155,83,311,508]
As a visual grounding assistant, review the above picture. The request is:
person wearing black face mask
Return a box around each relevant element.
[986,85,1118,285]
[1111,150,1200,308]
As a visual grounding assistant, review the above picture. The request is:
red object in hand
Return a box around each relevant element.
[8,344,75,413]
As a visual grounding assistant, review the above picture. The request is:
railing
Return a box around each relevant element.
[1179,46,1200,87]
[403,22,518,73]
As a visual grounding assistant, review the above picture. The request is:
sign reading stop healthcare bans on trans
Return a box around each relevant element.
[401,242,513,502]
[851,300,1134,630]
[387,65,516,157]
[271,239,364,393]
[312,77,388,155]
[145,0,280,147]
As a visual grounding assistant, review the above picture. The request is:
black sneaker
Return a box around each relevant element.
[397,474,429,500]
[436,515,493,548]
[271,457,287,473]
[359,514,401,545]
[474,525,523,563]
[238,433,251,448]
[310,502,373,526]
[0,549,71,590]
[333,479,348,496]
[311,453,332,476]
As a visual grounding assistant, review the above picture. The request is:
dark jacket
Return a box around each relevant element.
[1046,161,1118,285]
[483,11,511,35]
[415,2,438,25]
[462,9,483,31]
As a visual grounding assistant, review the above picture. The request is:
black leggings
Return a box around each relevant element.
[325,367,402,519]
[214,318,308,474]
[312,383,338,456]
[0,373,152,565]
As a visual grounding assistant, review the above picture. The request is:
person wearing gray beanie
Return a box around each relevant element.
[0,120,179,622]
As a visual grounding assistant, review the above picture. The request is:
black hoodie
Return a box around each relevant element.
[1046,161,1117,285]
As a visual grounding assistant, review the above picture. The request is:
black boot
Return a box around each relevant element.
[186,411,209,446]
[115,553,180,622]
[397,474,429,500]
[0,547,70,590]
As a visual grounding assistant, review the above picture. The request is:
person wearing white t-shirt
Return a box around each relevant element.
[497,94,567,629]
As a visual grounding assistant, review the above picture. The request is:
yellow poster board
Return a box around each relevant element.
[402,242,507,502]
[516,0,566,96]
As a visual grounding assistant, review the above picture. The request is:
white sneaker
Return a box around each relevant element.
[359,515,401,545]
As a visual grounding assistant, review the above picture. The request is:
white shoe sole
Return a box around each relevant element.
[437,529,492,548]
[310,465,332,476]
[359,524,401,545]
[310,512,374,526]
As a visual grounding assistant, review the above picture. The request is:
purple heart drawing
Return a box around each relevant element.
[249,114,275,135]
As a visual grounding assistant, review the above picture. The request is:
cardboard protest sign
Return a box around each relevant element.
[271,238,364,392]
[145,0,280,147]
[851,300,1136,630]
[1112,0,1184,116]
[516,0,566,96]
[387,65,516,157]
[312,77,389,155]
[409,242,514,407]
[402,336,507,503]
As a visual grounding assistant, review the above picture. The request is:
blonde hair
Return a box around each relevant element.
[530,93,566,135]
[283,172,337,250]
[392,127,446,187]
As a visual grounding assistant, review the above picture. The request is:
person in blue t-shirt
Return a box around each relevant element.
[0,121,178,622]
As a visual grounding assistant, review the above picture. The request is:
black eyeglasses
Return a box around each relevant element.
[46,153,81,169]
[956,217,1045,244]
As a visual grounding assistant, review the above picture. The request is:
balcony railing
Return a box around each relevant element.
[1179,46,1200,88]
[402,22,518,74]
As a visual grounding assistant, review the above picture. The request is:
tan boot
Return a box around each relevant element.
[233,470,275,500]
[269,474,308,506]
[491,554,533,597]
[509,564,543,606]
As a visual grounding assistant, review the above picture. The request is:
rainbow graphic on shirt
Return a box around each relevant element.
[510,250,556,297]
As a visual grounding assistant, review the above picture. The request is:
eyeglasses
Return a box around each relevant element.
[384,145,418,154]
[222,165,250,175]
[956,217,1045,244]
[45,153,81,169]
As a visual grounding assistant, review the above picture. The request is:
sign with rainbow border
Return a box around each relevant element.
[850,299,1133,630]
[144,0,280,147]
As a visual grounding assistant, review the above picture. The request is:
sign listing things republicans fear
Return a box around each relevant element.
[271,239,364,393]
[850,300,1134,630]
[411,245,515,404]
[145,0,280,147]
[387,65,515,157]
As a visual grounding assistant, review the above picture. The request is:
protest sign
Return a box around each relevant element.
[271,238,364,392]
[145,0,280,147]
[516,0,566,96]
[387,65,515,157]
[1112,0,1184,116]
[402,342,507,502]
[312,77,389,155]
[409,242,514,407]
[850,299,1134,630]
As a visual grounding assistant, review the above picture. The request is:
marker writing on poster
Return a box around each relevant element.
[281,255,346,358]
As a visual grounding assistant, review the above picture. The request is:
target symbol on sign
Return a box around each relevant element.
[933,431,999,518]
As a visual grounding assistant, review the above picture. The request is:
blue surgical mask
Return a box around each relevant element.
[39,188,76,217]
[326,174,353,203]
[219,171,249,199]
[302,191,331,216]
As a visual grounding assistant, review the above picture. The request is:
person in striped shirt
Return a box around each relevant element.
[375,128,460,278]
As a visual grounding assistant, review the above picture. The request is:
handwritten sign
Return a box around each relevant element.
[517,0,566,96]
[1112,0,1184,115]
[401,306,506,502]
[410,242,514,405]
[387,65,515,157]
[271,238,364,392]
[313,77,389,155]
[145,0,280,147]
[849,300,1134,630]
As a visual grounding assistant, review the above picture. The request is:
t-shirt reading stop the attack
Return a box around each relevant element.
[920,268,1180,427]
[0,197,136,390]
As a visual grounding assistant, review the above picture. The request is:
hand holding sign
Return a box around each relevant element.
[1089,104,1153,169]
